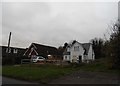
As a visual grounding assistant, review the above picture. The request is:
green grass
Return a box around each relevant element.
[76,58,120,74]
[0,66,2,75]
[2,59,120,84]
[2,64,77,83]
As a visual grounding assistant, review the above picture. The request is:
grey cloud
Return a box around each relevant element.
[1,2,118,48]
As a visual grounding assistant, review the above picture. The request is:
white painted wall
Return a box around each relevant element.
[63,55,70,61]
[70,42,84,62]
[87,44,95,60]
[63,47,71,61]
[67,47,70,52]
[63,42,95,63]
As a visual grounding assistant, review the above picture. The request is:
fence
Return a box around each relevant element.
[21,59,32,64]
[21,59,70,66]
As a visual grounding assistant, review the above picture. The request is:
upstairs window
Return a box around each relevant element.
[6,48,11,53]
[13,49,18,53]
[67,48,70,52]
[74,46,79,51]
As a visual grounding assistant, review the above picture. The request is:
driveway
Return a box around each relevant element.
[49,71,120,84]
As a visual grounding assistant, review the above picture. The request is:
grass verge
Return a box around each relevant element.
[2,59,120,84]
[2,64,77,84]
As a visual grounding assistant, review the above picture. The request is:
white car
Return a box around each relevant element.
[31,56,45,63]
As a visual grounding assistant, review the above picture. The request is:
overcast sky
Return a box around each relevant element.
[1,1,118,48]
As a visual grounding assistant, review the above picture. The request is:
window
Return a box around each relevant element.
[6,48,11,53]
[65,56,67,60]
[74,46,79,51]
[67,48,70,52]
[13,49,18,53]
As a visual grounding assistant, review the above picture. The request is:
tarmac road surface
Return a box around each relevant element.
[1,71,120,85]
[2,76,39,85]
[49,71,120,84]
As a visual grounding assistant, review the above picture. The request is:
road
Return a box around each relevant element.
[49,71,120,84]
[1,71,120,85]
[2,76,39,85]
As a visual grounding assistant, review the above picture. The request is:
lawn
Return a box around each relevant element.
[2,64,78,83]
[2,59,120,84]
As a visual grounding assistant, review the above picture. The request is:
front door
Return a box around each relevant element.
[79,55,82,63]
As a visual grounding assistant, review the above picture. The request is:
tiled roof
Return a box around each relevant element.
[32,43,60,56]
[82,43,91,55]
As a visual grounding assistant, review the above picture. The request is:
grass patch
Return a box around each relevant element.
[76,58,120,74]
[2,64,77,83]
[2,59,120,84]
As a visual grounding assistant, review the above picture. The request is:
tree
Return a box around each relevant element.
[109,20,120,68]
[103,20,120,69]
[90,38,105,59]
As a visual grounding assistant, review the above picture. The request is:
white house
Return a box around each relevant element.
[63,40,95,63]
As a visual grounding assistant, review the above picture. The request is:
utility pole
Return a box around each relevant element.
[6,32,12,64]
[7,32,12,53]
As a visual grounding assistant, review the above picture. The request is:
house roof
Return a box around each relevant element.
[82,43,91,55]
[67,40,82,48]
[0,46,26,50]
[32,43,60,56]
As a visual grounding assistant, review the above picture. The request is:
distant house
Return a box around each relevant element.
[1,46,26,57]
[0,46,26,64]
[23,43,62,60]
[63,40,95,63]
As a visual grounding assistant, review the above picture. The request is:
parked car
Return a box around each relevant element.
[31,56,45,63]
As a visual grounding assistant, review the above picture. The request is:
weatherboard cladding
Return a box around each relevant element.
[64,40,91,55]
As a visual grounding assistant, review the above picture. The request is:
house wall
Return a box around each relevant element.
[87,45,95,60]
[63,55,70,61]
[70,42,84,62]
[63,47,71,61]
[24,44,38,58]
[1,46,26,65]
[63,42,95,63]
